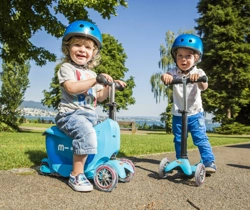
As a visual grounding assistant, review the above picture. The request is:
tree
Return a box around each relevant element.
[150,31,175,104]
[0,61,30,131]
[0,0,128,66]
[196,0,250,126]
[42,33,136,112]
[42,63,61,110]
[150,31,175,133]
[151,30,195,133]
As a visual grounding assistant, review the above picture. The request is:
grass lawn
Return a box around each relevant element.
[0,123,249,170]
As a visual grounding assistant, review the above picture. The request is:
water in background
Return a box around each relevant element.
[24,116,220,132]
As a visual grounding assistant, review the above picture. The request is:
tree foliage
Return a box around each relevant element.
[150,31,175,104]
[0,61,30,131]
[42,33,136,112]
[0,0,128,66]
[196,0,250,125]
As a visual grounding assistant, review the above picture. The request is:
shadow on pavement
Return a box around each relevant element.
[226,143,250,149]
[227,163,250,170]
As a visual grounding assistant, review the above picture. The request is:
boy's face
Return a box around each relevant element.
[176,48,198,71]
[69,37,95,66]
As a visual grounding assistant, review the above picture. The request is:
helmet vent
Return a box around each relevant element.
[90,27,94,31]
[181,39,184,42]
[79,24,84,28]
[189,39,193,42]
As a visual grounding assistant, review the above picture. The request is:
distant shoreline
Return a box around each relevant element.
[23,116,220,131]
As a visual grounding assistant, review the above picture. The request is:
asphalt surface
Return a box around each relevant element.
[1,143,250,210]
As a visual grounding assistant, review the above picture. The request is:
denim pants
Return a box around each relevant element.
[55,109,98,155]
[172,112,215,166]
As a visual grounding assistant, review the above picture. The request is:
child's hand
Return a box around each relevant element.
[115,80,127,88]
[189,74,200,82]
[100,73,113,83]
[161,73,173,85]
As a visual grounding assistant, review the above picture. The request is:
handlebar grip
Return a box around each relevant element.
[96,74,111,86]
[115,83,124,91]
[171,75,208,85]
[96,74,124,91]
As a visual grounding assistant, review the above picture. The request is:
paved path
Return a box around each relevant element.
[1,143,250,210]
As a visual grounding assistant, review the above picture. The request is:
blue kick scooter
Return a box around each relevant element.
[40,74,135,192]
[158,76,207,186]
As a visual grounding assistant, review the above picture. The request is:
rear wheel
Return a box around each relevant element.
[39,162,50,175]
[119,158,135,182]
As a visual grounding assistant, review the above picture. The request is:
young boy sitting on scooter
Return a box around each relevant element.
[55,20,126,192]
[161,34,217,174]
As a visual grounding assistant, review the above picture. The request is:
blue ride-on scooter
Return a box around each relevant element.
[158,76,207,186]
[40,74,135,192]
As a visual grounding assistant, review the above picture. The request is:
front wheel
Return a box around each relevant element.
[94,164,118,192]
[158,157,170,179]
[195,163,206,186]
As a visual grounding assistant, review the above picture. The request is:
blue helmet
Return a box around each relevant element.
[171,34,203,62]
[63,20,102,49]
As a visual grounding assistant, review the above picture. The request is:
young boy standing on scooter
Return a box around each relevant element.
[161,34,217,174]
[55,20,126,192]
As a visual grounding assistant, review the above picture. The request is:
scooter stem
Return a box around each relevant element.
[179,77,188,159]
[108,82,117,121]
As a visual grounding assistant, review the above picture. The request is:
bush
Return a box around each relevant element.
[136,122,165,130]
[215,122,250,135]
[0,122,16,132]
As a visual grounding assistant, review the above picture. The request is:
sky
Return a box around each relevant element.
[16,0,200,117]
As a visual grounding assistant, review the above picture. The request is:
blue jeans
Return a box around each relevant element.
[172,112,215,166]
[55,109,98,155]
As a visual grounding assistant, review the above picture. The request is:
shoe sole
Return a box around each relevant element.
[205,168,216,174]
[68,181,93,192]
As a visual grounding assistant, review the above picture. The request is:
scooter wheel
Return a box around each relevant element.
[39,162,50,176]
[94,164,118,192]
[158,157,170,179]
[119,158,135,182]
[195,163,206,186]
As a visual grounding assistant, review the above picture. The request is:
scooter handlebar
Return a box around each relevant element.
[171,75,208,85]
[96,74,124,91]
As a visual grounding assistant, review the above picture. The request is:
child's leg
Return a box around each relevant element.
[172,115,183,159]
[71,154,88,176]
[56,109,98,191]
[68,154,93,191]
[188,113,216,172]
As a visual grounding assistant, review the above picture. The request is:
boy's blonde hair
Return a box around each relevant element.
[61,36,101,69]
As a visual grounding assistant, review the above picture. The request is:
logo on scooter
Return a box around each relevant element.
[58,144,65,151]
[176,160,184,164]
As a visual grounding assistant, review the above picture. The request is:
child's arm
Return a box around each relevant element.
[97,79,126,102]
[189,74,208,91]
[96,86,109,102]
[62,79,97,95]
[62,73,113,95]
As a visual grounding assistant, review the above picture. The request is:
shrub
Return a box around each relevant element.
[215,122,250,135]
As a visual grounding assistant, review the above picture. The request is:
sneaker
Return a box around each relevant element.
[205,162,217,174]
[68,173,93,192]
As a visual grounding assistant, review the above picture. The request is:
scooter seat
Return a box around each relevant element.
[43,126,69,139]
